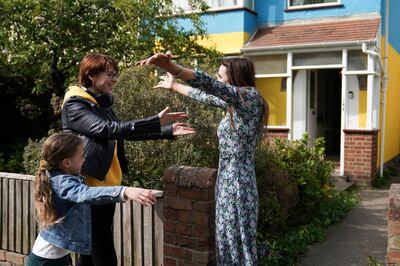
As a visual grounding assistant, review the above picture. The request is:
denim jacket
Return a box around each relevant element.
[39,170,125,254]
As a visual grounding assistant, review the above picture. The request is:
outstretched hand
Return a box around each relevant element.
[136,52,173,69]
[154,73,175,90]
[172,123,196,136]
[124,187,157,206]
[158,107,188,126]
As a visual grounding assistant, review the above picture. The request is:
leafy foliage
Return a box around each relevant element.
[23,129,56,175]
[255,136,359,265]
[1,0,220,172]
[0,0,216,95]
[112,63,222,189]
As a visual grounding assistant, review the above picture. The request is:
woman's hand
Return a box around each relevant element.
[172,123,196,136]
[124,188,157,206]
[137,51,195,81]
[154,73,175,90]
[137,52,173,69]
[158,107,188,126]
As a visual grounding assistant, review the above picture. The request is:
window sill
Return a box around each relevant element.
[285,3,343,12]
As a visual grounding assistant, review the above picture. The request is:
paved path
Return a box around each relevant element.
[299,189,388,266]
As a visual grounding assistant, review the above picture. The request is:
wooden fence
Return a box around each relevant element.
[0,172,163,266]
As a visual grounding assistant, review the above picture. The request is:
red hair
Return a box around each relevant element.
[79,53,118,88]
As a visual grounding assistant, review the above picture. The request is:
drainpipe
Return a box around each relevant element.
[379,0,389,177]
[362,43,384,71]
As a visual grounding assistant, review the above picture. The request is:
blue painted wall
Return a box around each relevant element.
[176,0,390,47]
[388,0,400,53]
[177,10,257,35]
[255,0,381,25]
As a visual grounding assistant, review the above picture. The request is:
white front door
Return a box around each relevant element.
[293,70,307,140]
[293,69,318,141]
[307,70,318,140]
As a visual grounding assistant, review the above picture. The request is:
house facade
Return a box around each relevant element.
[175,0,400,186]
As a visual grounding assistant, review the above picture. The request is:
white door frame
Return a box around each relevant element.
[307,70,318,141]
[289,50,379,176]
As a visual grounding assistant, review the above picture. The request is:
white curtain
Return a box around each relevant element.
[291,0,305,6]
[292,0,337,5]
[174,0,245,10]
[206,0,237,8]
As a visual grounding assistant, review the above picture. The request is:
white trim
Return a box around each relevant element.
[340,49,348,176]
[175,0,255,13]
[243,46,362,56]
[291,64,343,70]
[343,70,380,76]
[287,3,342,11]
[287,52,293,140]
[286,0,341,10]
[255,73,289,78]
[366,53,374,130]
[241,40,377,54]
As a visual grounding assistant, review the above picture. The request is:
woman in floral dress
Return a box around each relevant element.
[138,54,268,265]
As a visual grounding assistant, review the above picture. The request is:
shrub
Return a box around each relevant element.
[255,135,358,265]
[112,65,222,189]
[23,129,56,175]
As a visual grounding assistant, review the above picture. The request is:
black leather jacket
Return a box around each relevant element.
[61,94,174,181]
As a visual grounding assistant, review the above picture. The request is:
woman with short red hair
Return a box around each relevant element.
[61,53,195,266]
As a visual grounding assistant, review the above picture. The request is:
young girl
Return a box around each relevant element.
[25,133,157,266]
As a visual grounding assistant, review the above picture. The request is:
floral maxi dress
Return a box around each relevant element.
[187,70,265,266]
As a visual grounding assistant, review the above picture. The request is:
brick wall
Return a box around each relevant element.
[0,250,26,265]
[162,166,217,266]
[265,127,289,140]
[388,184,400,265]
[343,129,378,186]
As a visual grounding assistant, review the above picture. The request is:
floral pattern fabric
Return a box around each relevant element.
[187,70,264,266]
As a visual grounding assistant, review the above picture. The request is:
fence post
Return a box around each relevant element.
[162,166,217,266]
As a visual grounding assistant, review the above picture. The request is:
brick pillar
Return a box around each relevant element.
[344,129,378,186]
[265,127,289,140]
[0,250,26,265]
[388,184,400,265]
[162,166,217,266]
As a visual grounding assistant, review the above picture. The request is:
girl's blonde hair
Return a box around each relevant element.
[34,133,82,228]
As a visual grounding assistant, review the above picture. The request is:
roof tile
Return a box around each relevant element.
[245,18,380,49]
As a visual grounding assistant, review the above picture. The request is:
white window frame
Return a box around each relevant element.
[287,0,341,11]
[173,0,254,12]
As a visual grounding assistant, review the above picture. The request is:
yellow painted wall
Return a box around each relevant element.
[380,42,400,163]
[256,78,287,126]
[197,32,250,54]
[359,90,367,128]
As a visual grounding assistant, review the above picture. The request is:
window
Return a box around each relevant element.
[173,0,254,11]
[348,50,367,71]
[293,51,342,66]
[288,0,339,9]
[246,54,287,75]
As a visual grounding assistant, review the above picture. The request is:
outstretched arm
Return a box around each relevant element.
[52,176,157,206]
[154,73,227,109]
[63,100,194,140]
[138,52,246,108]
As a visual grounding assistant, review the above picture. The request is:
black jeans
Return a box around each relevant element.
[78,203,117,266]
[25,253,72,266]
